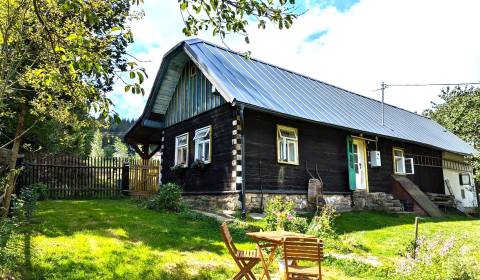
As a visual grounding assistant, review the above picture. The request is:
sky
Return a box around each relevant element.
[110,0,480,120]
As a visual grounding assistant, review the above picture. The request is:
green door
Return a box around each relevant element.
[346,136,356,190]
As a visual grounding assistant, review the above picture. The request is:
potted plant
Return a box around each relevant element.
[170,164,187,177]
[191,159,207,171]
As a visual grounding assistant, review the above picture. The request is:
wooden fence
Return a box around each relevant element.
[17,155,161,199]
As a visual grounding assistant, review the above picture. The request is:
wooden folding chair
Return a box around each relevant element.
[220,222,261,280]
[281,237,323,280]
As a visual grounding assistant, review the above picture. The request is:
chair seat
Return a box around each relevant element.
[287,265,319,276]
[236,250,260,260]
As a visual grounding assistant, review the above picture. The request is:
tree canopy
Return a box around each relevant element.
[425,86,480,180]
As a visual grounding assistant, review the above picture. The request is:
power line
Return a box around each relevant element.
[373,81,480,91]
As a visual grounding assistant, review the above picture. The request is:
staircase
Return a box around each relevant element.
[353,191,404,213]
[426,192,456,209]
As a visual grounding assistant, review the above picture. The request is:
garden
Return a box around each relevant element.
[1,183,479,280]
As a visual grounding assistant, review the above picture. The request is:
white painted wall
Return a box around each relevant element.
[443,169,478,209]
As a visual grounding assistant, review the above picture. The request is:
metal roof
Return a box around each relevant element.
[131,38,476,155]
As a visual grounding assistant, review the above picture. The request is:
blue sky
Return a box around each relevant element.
[111,0,480,120]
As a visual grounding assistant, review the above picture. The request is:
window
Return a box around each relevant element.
[459,173,471,186]
[461,189,466,199]
[277,125,299,165]
[194,126,212,163]
[175,133,188,166]
[393,148,414,175]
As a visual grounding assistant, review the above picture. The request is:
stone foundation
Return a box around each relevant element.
[245,193,352,212]
[182,193,241,211]
[352,191,403,212]
[181,191,403,213]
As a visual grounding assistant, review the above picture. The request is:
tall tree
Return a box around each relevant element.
[0,0,145,216]
[89,130,105,158]
[424,86,480,180]
[112,137,129,158]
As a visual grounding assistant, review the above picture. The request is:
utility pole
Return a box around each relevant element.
[381,82,387,126]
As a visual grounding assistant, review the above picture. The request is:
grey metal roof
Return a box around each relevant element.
[141,38,476,155]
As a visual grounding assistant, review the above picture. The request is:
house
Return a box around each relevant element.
[125,39,478,215]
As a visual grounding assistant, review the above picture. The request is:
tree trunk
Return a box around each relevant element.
[0,104,26,217]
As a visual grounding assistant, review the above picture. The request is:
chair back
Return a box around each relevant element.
[282,237,323,278]
[220,222,238,258]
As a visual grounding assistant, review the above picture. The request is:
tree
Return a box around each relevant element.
[89,130,105,158]
[179,0,300,48]
[112,137,129,158]
[424,86,480,181]
[0,0,300,216]
[0,0,148,216]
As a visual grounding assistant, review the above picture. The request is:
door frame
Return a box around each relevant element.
[352,136,369,192]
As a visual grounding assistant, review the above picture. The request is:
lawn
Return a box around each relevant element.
[2,200,479,279]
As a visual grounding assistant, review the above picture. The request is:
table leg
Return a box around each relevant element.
[258,244,277,280]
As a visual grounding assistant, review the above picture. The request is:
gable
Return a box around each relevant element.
[164,60,226,127]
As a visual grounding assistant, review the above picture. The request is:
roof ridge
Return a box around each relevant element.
[187,38,431,120]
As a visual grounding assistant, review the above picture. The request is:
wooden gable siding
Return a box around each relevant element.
[161,104,235,193]
[164,61,225,127]
[243,108,444,194]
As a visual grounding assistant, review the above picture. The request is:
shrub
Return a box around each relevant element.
[264,197,307,232]
[145,183,182,212]
[307,204,339,239]
[396,232,480,280]
[28,183,48,200]
[18,185,39,221]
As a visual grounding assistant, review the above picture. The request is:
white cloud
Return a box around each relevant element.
[113,0,480,119]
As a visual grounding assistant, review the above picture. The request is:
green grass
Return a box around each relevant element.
[2,200,479,279]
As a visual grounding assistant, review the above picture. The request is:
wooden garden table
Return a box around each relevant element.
[246,231,314,280]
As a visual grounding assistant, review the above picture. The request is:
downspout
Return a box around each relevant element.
[240,104,247,219]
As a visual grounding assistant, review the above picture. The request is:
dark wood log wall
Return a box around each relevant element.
[365,139,444,194]
[161,104,235,192]
[243,109,444,194]
[243,109,350,194]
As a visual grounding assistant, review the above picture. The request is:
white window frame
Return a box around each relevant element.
[393,148,415,175]
[174,133,189,167]
[277,125,299,165]
[193,125,212,163]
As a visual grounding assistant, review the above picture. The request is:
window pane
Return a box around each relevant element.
[204,142,210,161]
[193,127,210,140]
[394,149,403,157]
[177,135,187,146]
[181,147,187,164]
[279,129,297,139]
[288,141,295,162]
[197,143,204,160]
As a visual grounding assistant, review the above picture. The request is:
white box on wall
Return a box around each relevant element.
[370,151,381,167]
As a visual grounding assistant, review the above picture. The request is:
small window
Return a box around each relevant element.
[461,189,466,199]
[277,125,299,165]
[459,173,471,186]
[393,148,414,175]
[175,133,188,167]
[194,126,212,163]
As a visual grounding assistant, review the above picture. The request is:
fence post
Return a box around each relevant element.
[121,162,130,196]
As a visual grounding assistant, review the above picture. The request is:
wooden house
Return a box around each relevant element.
[125,39,478,215]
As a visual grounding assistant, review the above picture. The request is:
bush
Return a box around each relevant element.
[264,197,307,232]
[307,204,339,239]
[145,183,182,212]
[18,186,39,221]
[28,183,48,201]
[396,233,480,280]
